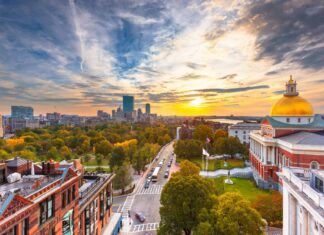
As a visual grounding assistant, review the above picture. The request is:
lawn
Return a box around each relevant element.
[82,158,109,167]
[219,177,269,202]
[178,157,245,171]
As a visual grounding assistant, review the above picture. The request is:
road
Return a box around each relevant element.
[119,142,175,235]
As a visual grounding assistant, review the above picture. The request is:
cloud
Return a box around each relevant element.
[194,85,269,93]
[238,0,324,69]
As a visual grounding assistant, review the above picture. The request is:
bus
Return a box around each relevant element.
[152,167,161,182]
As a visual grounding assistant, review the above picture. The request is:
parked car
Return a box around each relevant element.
[147,172,152,178]
[164,171,169,178]
[144,180,150,189]
[135,212,146,222]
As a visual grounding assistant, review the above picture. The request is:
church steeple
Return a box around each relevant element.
[284,75,299,97]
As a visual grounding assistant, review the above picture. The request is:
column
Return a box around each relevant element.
[289,194,297,235]
[302,207,308,235]
[283,185,290,235]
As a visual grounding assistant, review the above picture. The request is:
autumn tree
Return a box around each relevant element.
[94,140,113,157]
[193,125,214,143]
[195,192,264,235]
[252,191,283,227]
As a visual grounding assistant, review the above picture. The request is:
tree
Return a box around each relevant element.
[113,161,133,194]
[213,136,247,157]
[214,192,264,235]
[193,125,214,143]
[175,160,200,177]
[60,146,72,160]
[94,140,113,157]
[174,139,201,159]
[252,191,283,227]
[0,149,9,160]
[95,153,103,166]
[52,138,65,149]
[159,174,216,235]
[214,129,227,139]
[110,146,126,169]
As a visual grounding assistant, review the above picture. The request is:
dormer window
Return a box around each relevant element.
[298,118,301,123]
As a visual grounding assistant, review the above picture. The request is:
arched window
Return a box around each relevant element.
[310,161,319,170]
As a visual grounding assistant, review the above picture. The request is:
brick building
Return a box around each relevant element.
[0,159,118,235]
[249,77,324,190]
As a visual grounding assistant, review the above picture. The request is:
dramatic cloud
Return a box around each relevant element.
[0,0,323,116]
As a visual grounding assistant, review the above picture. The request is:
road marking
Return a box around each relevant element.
[121,195,135,218]
[130,222,159,233]
[137,184,163,195]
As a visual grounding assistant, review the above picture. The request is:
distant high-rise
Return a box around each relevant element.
[0,114,3,138]
[11,106,33,119]
[145,103,151,114]
[123,96,134,113]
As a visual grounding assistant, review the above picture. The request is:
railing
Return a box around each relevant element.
[79,176,111,206]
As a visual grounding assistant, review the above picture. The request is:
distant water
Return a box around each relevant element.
[206,118,243,125]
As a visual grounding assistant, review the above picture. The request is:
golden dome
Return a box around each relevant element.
[270,96,314,116]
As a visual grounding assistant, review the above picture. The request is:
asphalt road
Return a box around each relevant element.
[124,142,175,235]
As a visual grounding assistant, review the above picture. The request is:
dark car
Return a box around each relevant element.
[135,212,146,222]
[167,161,172,167]
[144,180,150,189]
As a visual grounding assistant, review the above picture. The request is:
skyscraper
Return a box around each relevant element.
[0,114,3,138]
[123,96,134,113]
[145,103,151,114]
[11,106,34,119]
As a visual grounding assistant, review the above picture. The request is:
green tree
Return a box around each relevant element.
[0,149,9,160]
[60,146,72,160]
[110,146,126,169]
[174,139,201,159]
[113,161,133,194]
[214,129,227,139]
[95,153,103,166]
[159,161,216,235]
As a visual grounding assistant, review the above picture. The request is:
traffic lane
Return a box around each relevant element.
[131,194,161,225]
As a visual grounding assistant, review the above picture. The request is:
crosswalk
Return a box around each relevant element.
[137,184,163,195]
[120,195,135,219]
[130,222,159,233]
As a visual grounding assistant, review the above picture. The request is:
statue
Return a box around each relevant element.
[224,170,233,185]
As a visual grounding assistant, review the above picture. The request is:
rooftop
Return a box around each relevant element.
[263,114,324,129]
[229,122,261,129]
[278,131,324,145]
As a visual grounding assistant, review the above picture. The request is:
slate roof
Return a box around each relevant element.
[6,157,29,167]
[279,131,324,145]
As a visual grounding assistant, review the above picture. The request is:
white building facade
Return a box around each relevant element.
[228,122,260,144]
[279,167,324,235]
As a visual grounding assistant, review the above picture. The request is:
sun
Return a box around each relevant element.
[190,97,204,107]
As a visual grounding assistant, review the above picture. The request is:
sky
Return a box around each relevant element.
[0,0,323,116]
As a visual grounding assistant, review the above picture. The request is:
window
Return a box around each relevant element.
[40,195,55,225]
[62,191,66,208]
[72,185,76,200]
[298,118,301,123]
[311,161,320,170]
[309,118,311,123]
[235,130,238,134]
[291,87,293,92]
[67,189,71,204]
[314,176,323,192]
[243,131,246,134]
[286,118,290,123]
[22,218,29,235]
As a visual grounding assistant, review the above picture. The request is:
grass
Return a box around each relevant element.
[178,157,245,171]
[85,167,110,172]
[82,158,109,167]
[218,177,269,202]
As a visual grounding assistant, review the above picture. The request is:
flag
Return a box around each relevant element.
[202,148,210,157]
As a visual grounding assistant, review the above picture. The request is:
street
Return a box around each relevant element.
[117,142,175,234]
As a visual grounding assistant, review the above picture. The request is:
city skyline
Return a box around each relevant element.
[0,0,323,116]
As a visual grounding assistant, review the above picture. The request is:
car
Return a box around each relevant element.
[135,212,146,223]
[147,176,152,181]
[167,161,172,167]
[144,180,150,189]
[164,171,169,178]
[147,172,152,178]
